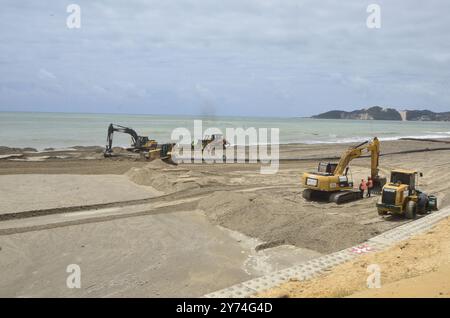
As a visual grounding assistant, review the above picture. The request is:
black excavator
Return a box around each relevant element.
[104,123,174,162]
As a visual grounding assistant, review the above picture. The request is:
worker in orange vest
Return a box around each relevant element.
[359,179,367,198]
[367,176,374,198]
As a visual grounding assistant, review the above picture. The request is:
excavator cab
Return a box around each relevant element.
[317,162,338,175]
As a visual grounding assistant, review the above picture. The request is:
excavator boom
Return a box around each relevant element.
[334,142,366,176]
[334,138,381,181]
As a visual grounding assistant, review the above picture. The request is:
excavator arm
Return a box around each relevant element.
[368,138,381,181]
[334,137,384,190]
[105,123,149,156]
[333,141,367,176]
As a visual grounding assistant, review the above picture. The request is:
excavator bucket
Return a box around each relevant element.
[372,176,387,194]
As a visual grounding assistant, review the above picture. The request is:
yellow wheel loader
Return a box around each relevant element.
[302,137,386,204]
[376,169,438,219]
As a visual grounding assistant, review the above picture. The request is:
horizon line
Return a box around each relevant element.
[0,109,312,119]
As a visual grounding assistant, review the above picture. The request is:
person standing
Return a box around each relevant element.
[367,176,373,198]
[359,179,367,198]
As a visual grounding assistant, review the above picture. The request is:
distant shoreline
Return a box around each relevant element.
[2,110,450,122]
[0,110,309,120]
[1,110,449,122]
[312,106,450,122]
[2,136,450,153]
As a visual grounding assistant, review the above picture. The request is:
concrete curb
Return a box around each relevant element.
[204,208,450,298]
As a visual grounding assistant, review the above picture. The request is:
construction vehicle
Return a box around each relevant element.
[190,134,230,161]
[104,123,174,162]
[302,137,386,204]
[376,169,438,219]
[192,134,229,151]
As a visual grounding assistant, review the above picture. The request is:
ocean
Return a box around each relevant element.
[1,112,449,150]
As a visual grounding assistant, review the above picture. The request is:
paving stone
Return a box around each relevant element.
[205,208,450,298]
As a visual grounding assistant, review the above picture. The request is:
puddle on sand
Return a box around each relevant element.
[217,225,322,276]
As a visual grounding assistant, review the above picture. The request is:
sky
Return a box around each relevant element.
[0,0,449,117]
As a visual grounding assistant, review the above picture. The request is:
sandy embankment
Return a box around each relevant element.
[1,139,450,253]
[0,138,449,297]
[259,216,450,298]
[126,139,450,253]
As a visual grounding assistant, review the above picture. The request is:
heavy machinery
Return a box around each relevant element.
[190,134,230,161]
[376,169,438,219]
[302,137,386,204]
[104,123,174,162]
[192,134,229,151]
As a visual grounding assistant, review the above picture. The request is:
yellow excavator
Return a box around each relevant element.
[302,137,386,204]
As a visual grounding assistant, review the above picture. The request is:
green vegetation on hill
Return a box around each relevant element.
[313,107,449,121]
[406,110,450,121]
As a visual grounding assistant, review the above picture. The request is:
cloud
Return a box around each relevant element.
[38,68,57,81]
[0,0,449,115]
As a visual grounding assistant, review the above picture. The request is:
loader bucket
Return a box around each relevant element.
[149,143,177,165]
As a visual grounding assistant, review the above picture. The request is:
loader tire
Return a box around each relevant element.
[405,200,417,219]
[417,204,427,215]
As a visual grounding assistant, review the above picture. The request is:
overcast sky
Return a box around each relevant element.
[0,0,449,117]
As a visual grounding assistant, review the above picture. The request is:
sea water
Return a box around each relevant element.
[0,112,449,150]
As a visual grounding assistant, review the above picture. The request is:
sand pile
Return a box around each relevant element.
[126,160,230,193]
[198,190,381,253]
[128,142,450,254]
[0,146,37,154]
[126,160,195,193]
